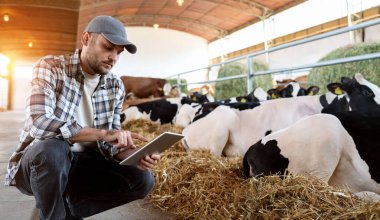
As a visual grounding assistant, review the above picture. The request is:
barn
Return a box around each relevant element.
[1,0,380,219]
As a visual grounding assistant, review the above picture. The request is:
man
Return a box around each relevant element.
[4,15,161,219]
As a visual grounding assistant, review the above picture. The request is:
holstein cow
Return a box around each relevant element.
[174,87,267,127]
[122,97,182,125]
[182,90,348,157]
[175,101,262,128]
[223,87,270,103]
[120,76,172,99]
[243,112,380,202]
[189,83,318,125]
[182,74,377,157]
[340,73,380,112]
[121,94,212,125]
[267,82,320,99]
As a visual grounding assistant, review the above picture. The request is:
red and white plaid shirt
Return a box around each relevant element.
[5,49,125,186]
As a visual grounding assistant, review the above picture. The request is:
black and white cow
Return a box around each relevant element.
[175,100,262,128]
[174,87,268,128]
[267,82,320,99]
[181,74,377,157]
[176,83,318,128]
[340,73,380,112]
[243,111,380,202]
[223,87,269,103]
[122,97,182,125]
[121,95,210,125]
[181,91,348,157]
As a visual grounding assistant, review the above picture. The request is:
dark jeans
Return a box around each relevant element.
[15,138,155,220]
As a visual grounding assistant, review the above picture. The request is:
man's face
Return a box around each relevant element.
[83,33,125,75]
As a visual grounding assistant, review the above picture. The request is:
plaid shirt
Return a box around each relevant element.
[4,49,125,186]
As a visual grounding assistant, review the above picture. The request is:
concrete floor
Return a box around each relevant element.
[0,111,174,220]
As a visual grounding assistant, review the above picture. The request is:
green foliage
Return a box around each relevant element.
[167,78,188,93]
[309,42,380,93]
[214,60,270,100]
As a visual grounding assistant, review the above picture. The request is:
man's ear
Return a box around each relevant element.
[82,32,90,46]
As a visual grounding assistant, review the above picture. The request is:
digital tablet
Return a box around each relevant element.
[119,132,184,166]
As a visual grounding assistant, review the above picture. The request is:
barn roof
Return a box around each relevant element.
[0,0,305,60]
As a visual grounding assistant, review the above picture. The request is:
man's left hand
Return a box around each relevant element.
[137,153,161,170]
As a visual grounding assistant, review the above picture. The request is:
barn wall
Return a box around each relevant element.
[251,24,379,81]
[9,24,380,110]
[111,27,209,79]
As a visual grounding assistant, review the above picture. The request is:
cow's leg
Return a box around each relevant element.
[328,150,380,194]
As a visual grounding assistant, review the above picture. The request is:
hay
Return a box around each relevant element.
[123,119,380,219]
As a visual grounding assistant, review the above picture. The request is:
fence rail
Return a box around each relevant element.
[167,17,380,93]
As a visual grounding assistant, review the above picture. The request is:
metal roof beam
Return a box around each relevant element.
[200,0,274,19]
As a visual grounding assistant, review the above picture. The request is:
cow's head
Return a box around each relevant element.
[341,73,380,111]
[305,86,320,96]
[267,82,305,99]
[323,82,349,113]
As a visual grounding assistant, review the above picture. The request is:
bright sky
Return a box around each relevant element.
[208,0,380,58]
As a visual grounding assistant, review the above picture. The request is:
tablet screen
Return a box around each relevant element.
[119,132,184,166]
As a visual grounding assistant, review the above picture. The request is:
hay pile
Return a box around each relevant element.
[123,119,380,219]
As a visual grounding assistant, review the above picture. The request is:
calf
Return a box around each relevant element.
[223,87,269,103]
[182,74,379,157]
[267,82,319,99]
[182,90,349,157]
[122,97,182,125]
[340,73,380,111]
[175,101,261,128]
[243,112,380,202]
[122,94,212,125]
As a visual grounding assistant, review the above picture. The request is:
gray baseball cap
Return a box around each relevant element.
[84,15,137,54]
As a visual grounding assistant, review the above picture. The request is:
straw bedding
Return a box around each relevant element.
[122,119,380,219]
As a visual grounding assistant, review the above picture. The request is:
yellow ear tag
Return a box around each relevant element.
[334,88,343,95]
[241,98,246,103]
[271,93,278,99]
[192,96,196,101]
[308,91,313,96]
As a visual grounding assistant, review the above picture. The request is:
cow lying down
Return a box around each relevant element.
[182,88,350,157]
[243,112,380,202]
[181,73,380,157]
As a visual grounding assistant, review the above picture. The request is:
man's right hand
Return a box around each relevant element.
[102,130,148,150]
[69,127,148,151]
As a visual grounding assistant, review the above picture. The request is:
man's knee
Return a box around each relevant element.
[27,138,72,171]
[135,170,155,199]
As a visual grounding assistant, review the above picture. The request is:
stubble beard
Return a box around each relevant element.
[87,56,110,76]
[85,49,110,76]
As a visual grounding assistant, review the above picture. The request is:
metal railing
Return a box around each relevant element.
[167,17,380,94]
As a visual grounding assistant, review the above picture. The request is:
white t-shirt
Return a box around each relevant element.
[71,71,100,152]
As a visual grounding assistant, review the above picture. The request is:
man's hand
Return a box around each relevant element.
[137,153,161,171]
[102,130,148,149]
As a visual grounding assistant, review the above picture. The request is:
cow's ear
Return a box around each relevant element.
[306,86,320,95]
[327,83,343,95]
[267,89,279,99]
